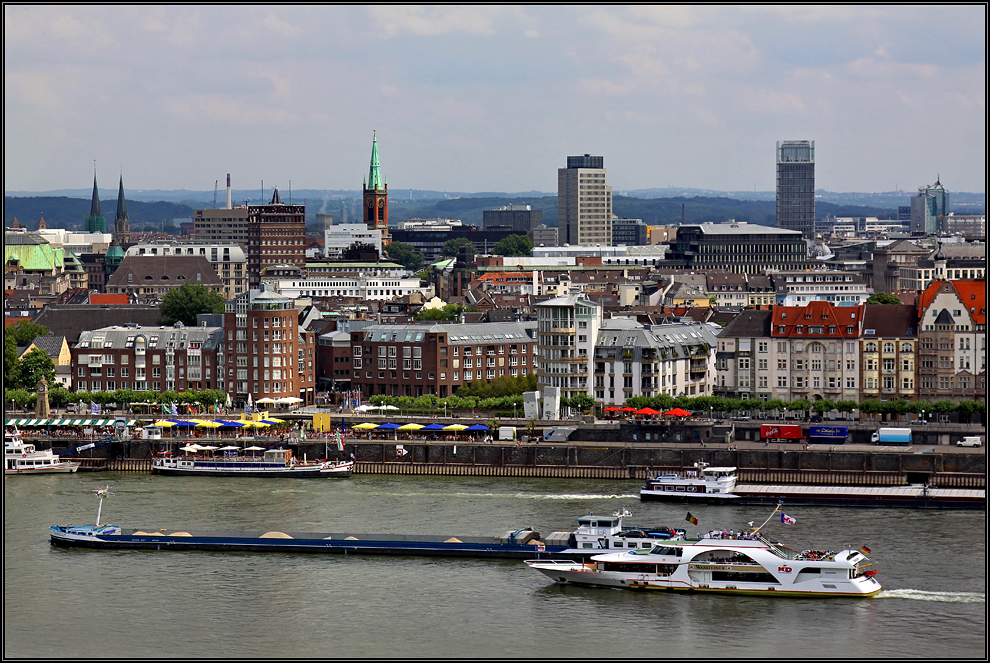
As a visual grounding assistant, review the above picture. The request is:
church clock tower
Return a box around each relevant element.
[363,131,390,246]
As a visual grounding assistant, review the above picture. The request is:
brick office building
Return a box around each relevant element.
[223,286,317,407]
[71,322,224,394]
[350,321,537,398]
[247,188,306,289]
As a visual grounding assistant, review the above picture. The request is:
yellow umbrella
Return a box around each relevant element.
[398,423,424,430]
[265,417,286,424]
[443,424,468,431]
[352,422,378,430]
[154,420,178,427]
[195,420,224,428]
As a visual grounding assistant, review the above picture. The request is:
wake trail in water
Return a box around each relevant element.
[879,589,985,603]
[376,491,639,500]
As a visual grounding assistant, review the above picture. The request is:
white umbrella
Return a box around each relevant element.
[199,445,218,451]
[277,396,303,404]
[243,446,265,451]
[218,445,240,451]
[181,444,202,452]
[225,394,232,408]
[256,397,277,404]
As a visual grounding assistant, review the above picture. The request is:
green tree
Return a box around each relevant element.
[17,348,56,391]
[491,234,533,257]
[865,292,903,305]
[7,320,51,346]
[384,241,425,272]
[440,237,477,257]
[4,332,20,389]
[158,283,225,326]
[415,303,466,321]
[568,393,596,414]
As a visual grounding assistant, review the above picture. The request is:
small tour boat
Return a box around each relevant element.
[640,462,739,503]
[5,429,81,475]
[527,505,881,597]
[151,446,353,478]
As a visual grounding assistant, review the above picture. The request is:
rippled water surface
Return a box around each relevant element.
[4,473,985,658]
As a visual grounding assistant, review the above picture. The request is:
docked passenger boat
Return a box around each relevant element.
[640,462,739,503]
[5,429,81,475]
[151,447,353,478]
[527,506,881,597]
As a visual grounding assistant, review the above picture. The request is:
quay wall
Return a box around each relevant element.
[71,440,985,487]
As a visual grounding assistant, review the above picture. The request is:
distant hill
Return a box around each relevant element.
[3,196,195,232]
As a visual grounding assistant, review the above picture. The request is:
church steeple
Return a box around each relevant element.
[115,174,130,242]
[84,168,107,233]
[90,171,102,217]
[362,131,390,247]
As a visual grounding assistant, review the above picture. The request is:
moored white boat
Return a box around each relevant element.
[151,447,353,478]
[5,429,81,475]
[542,510,687,554]
[640,462,740,503]
[527,506,881,597]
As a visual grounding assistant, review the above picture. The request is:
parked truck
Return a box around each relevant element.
[498,426,517,441]
[810,425,848,445]
[871,427,913,445]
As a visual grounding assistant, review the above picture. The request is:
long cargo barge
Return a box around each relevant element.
[49,525,570,559]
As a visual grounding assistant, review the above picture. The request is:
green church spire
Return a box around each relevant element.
[367,131,385,191]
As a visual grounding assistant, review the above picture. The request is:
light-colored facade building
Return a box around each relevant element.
[771,270,871,307]
[916,280,986,402]
[558,154,612,246]
[860,305,918,403]
[535,294,602,402]
[125,242,247,299]
[593,318,717,404]
[323,224,383,258]
[36,229,113,255]
[275,275,431,301]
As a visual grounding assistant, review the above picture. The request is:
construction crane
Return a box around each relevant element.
[213,180,218,207]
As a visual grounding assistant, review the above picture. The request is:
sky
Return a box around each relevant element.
[4,5,986,195]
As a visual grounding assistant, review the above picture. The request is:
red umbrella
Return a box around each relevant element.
[620,407,637,412]
[603,406,621,412]
[635,407,661,415]
[664,408,692,417]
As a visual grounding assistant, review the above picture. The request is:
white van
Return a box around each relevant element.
[957,436,983,447]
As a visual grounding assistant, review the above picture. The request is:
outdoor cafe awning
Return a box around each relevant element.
[5,418,136,427]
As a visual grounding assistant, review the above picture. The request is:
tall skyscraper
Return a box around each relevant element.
[776,140,815,240]
[363,131,390,246]
[558,154,612,246]
[910,177,949,235]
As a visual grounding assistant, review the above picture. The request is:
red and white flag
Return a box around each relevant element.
[781,513,796,525]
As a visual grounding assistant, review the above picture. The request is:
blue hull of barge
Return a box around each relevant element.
[49,529,571,559]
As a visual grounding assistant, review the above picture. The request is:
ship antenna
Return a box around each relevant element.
[94,485,115,527]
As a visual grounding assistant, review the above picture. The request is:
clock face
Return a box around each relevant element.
[367,199,374,207]
[378,199,385,208]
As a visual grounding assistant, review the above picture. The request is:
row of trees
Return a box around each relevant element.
[5,387,229,412]
[384,234,536,273]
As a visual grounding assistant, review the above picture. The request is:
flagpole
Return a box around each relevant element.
[753,503,782,534]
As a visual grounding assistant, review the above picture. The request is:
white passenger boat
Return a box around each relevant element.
[527,506,881,597]
[151,447,353,478]
[640,462,740,503]
[5,430,81,475]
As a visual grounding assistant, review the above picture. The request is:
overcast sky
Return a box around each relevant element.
[4,5,986,195]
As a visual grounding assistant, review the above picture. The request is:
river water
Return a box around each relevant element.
[4,472,985,658]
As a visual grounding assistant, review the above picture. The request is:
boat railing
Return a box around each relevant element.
[524,559,589,567]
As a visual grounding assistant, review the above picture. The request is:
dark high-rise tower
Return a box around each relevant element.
[84,170,107,234]
[363,131,390,246]
[776,140,815,240]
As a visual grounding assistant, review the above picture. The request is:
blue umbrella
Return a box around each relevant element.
[421,423,447,431]
[376,423,401,430]
[168,419,197,427]
[216,420,245,428]
[465,424,490,431]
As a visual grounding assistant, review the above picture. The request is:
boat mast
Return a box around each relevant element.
[94,486,114,527]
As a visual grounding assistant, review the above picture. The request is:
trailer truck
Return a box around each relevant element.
[871,427,913,445]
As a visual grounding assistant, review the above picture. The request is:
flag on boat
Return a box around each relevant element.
[859,545,871,555]
[335,431,344,452]
[685,512,698,525]
[781,513,796,525]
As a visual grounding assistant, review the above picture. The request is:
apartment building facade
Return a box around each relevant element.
[916,280,986,402]
[535,295,602,402]
[71,322,224,394]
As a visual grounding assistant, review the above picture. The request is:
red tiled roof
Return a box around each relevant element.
[88,294,129,305]
[771,301,863,338]
[918,280,986,325]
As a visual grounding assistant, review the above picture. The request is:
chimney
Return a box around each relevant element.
[226,174,232,209]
